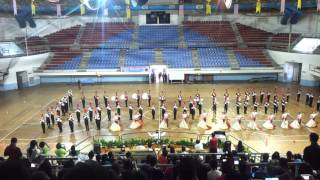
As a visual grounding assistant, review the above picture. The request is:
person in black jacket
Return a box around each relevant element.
[303,133,320,170]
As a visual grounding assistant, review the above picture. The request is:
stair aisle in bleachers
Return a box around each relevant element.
[192,49,200,68]
[130,24,139,49]
[226,50,240,69]
[178,25,187,48]
[155,49,164,65]
[263,50,281,69]
[230,22,247,48]
[73,25,85,49]
[119,49,127,67]
[79,50,92,70]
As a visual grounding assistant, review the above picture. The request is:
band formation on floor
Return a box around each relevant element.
[39,88,320,134]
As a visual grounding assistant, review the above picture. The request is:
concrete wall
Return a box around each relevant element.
[0,53,49,91]
[267,50,320,87]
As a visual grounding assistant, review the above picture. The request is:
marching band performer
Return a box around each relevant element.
[148,90,151,107]
[159,111,169,129]
[296,88,302,102]
[178,91,182,107]
[236,101,241,115]
[267,91,271,103]
[317,96,320,112]
[94,91,99,108]
[124,91,128,107]
[273,99,279,114]
[68,90,73,108]
[81,94,86,109]
[190,103,196,120]
[252,90,257,104]
[128,104,133,120]
[198,100,203,115]
[129,113,143,129]
[115,92,120,107]
[103,91,108,108]
[217,112,229,130]
[188,96,193,112]
[40,114,46,134]
[280,112,290,129]
[116,104,121,116]
[173,103,178,120]
[83,111,90,132]
[253,102,259,112]
[136,90,141,107]
[159,91,166,106]
[224,94,229,113]
[305,91,310,105]
[212,97,217,114]
[198,110,211,130]
[138,106,143,120]
[110,113,121,132]
[306,112,318,128]
[56,116,63,133]
[56,103,61,117]
[195,89,201,107]
[45,110,51,128]
[88,104,93,122]
[236,89,241,103]
[247,110,259,130]
[286,88,291,103]
[290,112,303,129]
[75,105,81,123]
[243,101,249,115]
[97,106,102,120]
[309,93,314,107]
[232,115,243,131]
[264,101,269,114]
[151,104,156,120]
[68,113,74,133]
[50,107,55,125]
[263,113,275,130]
[183,104,188,113]
[106,104,112,121]
[179,111,189,129]
[281,96,287,113]
[260,90,265,104]
[161,105,166,120]
[95,111,101,130]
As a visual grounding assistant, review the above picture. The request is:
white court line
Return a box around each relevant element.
[0,99,55,143]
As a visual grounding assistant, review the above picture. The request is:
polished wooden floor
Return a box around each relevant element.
[0,82,319,154]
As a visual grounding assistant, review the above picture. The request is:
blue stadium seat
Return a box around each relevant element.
[138,26,179,48]
[198,48,230,68]
[87,49,120,69]
[163,49,193,68]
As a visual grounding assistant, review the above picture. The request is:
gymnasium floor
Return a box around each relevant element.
[0,82,319,155]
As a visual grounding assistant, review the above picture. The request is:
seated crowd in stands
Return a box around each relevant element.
[1,132,320,180]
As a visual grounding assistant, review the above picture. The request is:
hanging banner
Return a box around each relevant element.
[56,4,61,16]
[234,3,238,15]
[256,0,261,14]
[80,0,85,15]
[206,3,211,15]
[31,0,36,16]
[280,0,285,14]
[126,6,131,18]
[12,0,17,15]
[297,0,301,10]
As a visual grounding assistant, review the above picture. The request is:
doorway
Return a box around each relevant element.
[284,62,301,83]
[16,71,28,89]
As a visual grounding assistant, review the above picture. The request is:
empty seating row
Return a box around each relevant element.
[198,48,230,68]
[100,29,133,49]
[45,50,82,70]
[138,26,179,48]
[124,49,155,67]
[163,49,193,68]
[45,25,81,45]
[234,49,273,67]
[87,49,120,69]
[184,29,216,48]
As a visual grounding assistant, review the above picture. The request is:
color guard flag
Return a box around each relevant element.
[297,0,301,10]
[280,0,285,14]
[13,0,17,15]
[256,0,261,14]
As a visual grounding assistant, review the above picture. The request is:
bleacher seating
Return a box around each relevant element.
[15,36,49,55]
[234,49,273,67]
[80,22,134,48]
[236,23,272,48]
[45,48,82,70]
[270,33,301,50]
[88,49,120,69]
[45,25,81,46]
[183,28,216,48]
[198,48,230,68]
[163,49,193,68]
[100,29,133,49]
[138,25,179,48]
[183,21,237,47]
[124,49,155,67]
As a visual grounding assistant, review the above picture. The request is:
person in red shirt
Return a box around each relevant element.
[209,133,218,153]
[4,137,22,160]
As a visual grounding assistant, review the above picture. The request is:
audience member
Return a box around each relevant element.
[194,140,204,152]
[55,143,67,158]
[4,137,22,160]
[303,132,320,170]
[207,159,221,180]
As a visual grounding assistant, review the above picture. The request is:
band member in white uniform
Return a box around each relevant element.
[290,112,303,129]
[129,113,143,129]
[247,110,259,130]
[94,92,99,108]
[217,112,229,130]
[128,104,133,120]
[280,112,290,129]
[264,101,269,114]
[97,106,102,119]
[56,116,63,133]
[159,112,169,129]
[110,113,121,132]
[173,103,178,120]
[116,104,121,116]
[306,112,318,128]
[106,104,112,121]
[95,111,101,130]
[138,106,143,120]
[179,111,189,129]
[197,110,211,130]
[263,113,275,130]
[178,91,183,107]
[83,111,90,131]
[68,89,73,108]
[147,90,151,107]
[260,90,265,104]
[88,105,93,122]
[124,91,128,107]
[45,111,51,128]
[68,113,74,133]
[40,114,46,134]
[159,92,166,106]
[75,105,81,123]
[50,107,55,125]
[232,115,243,131]
[224,91,230,113]
[151,105,156,120]
[103,91,108,108]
